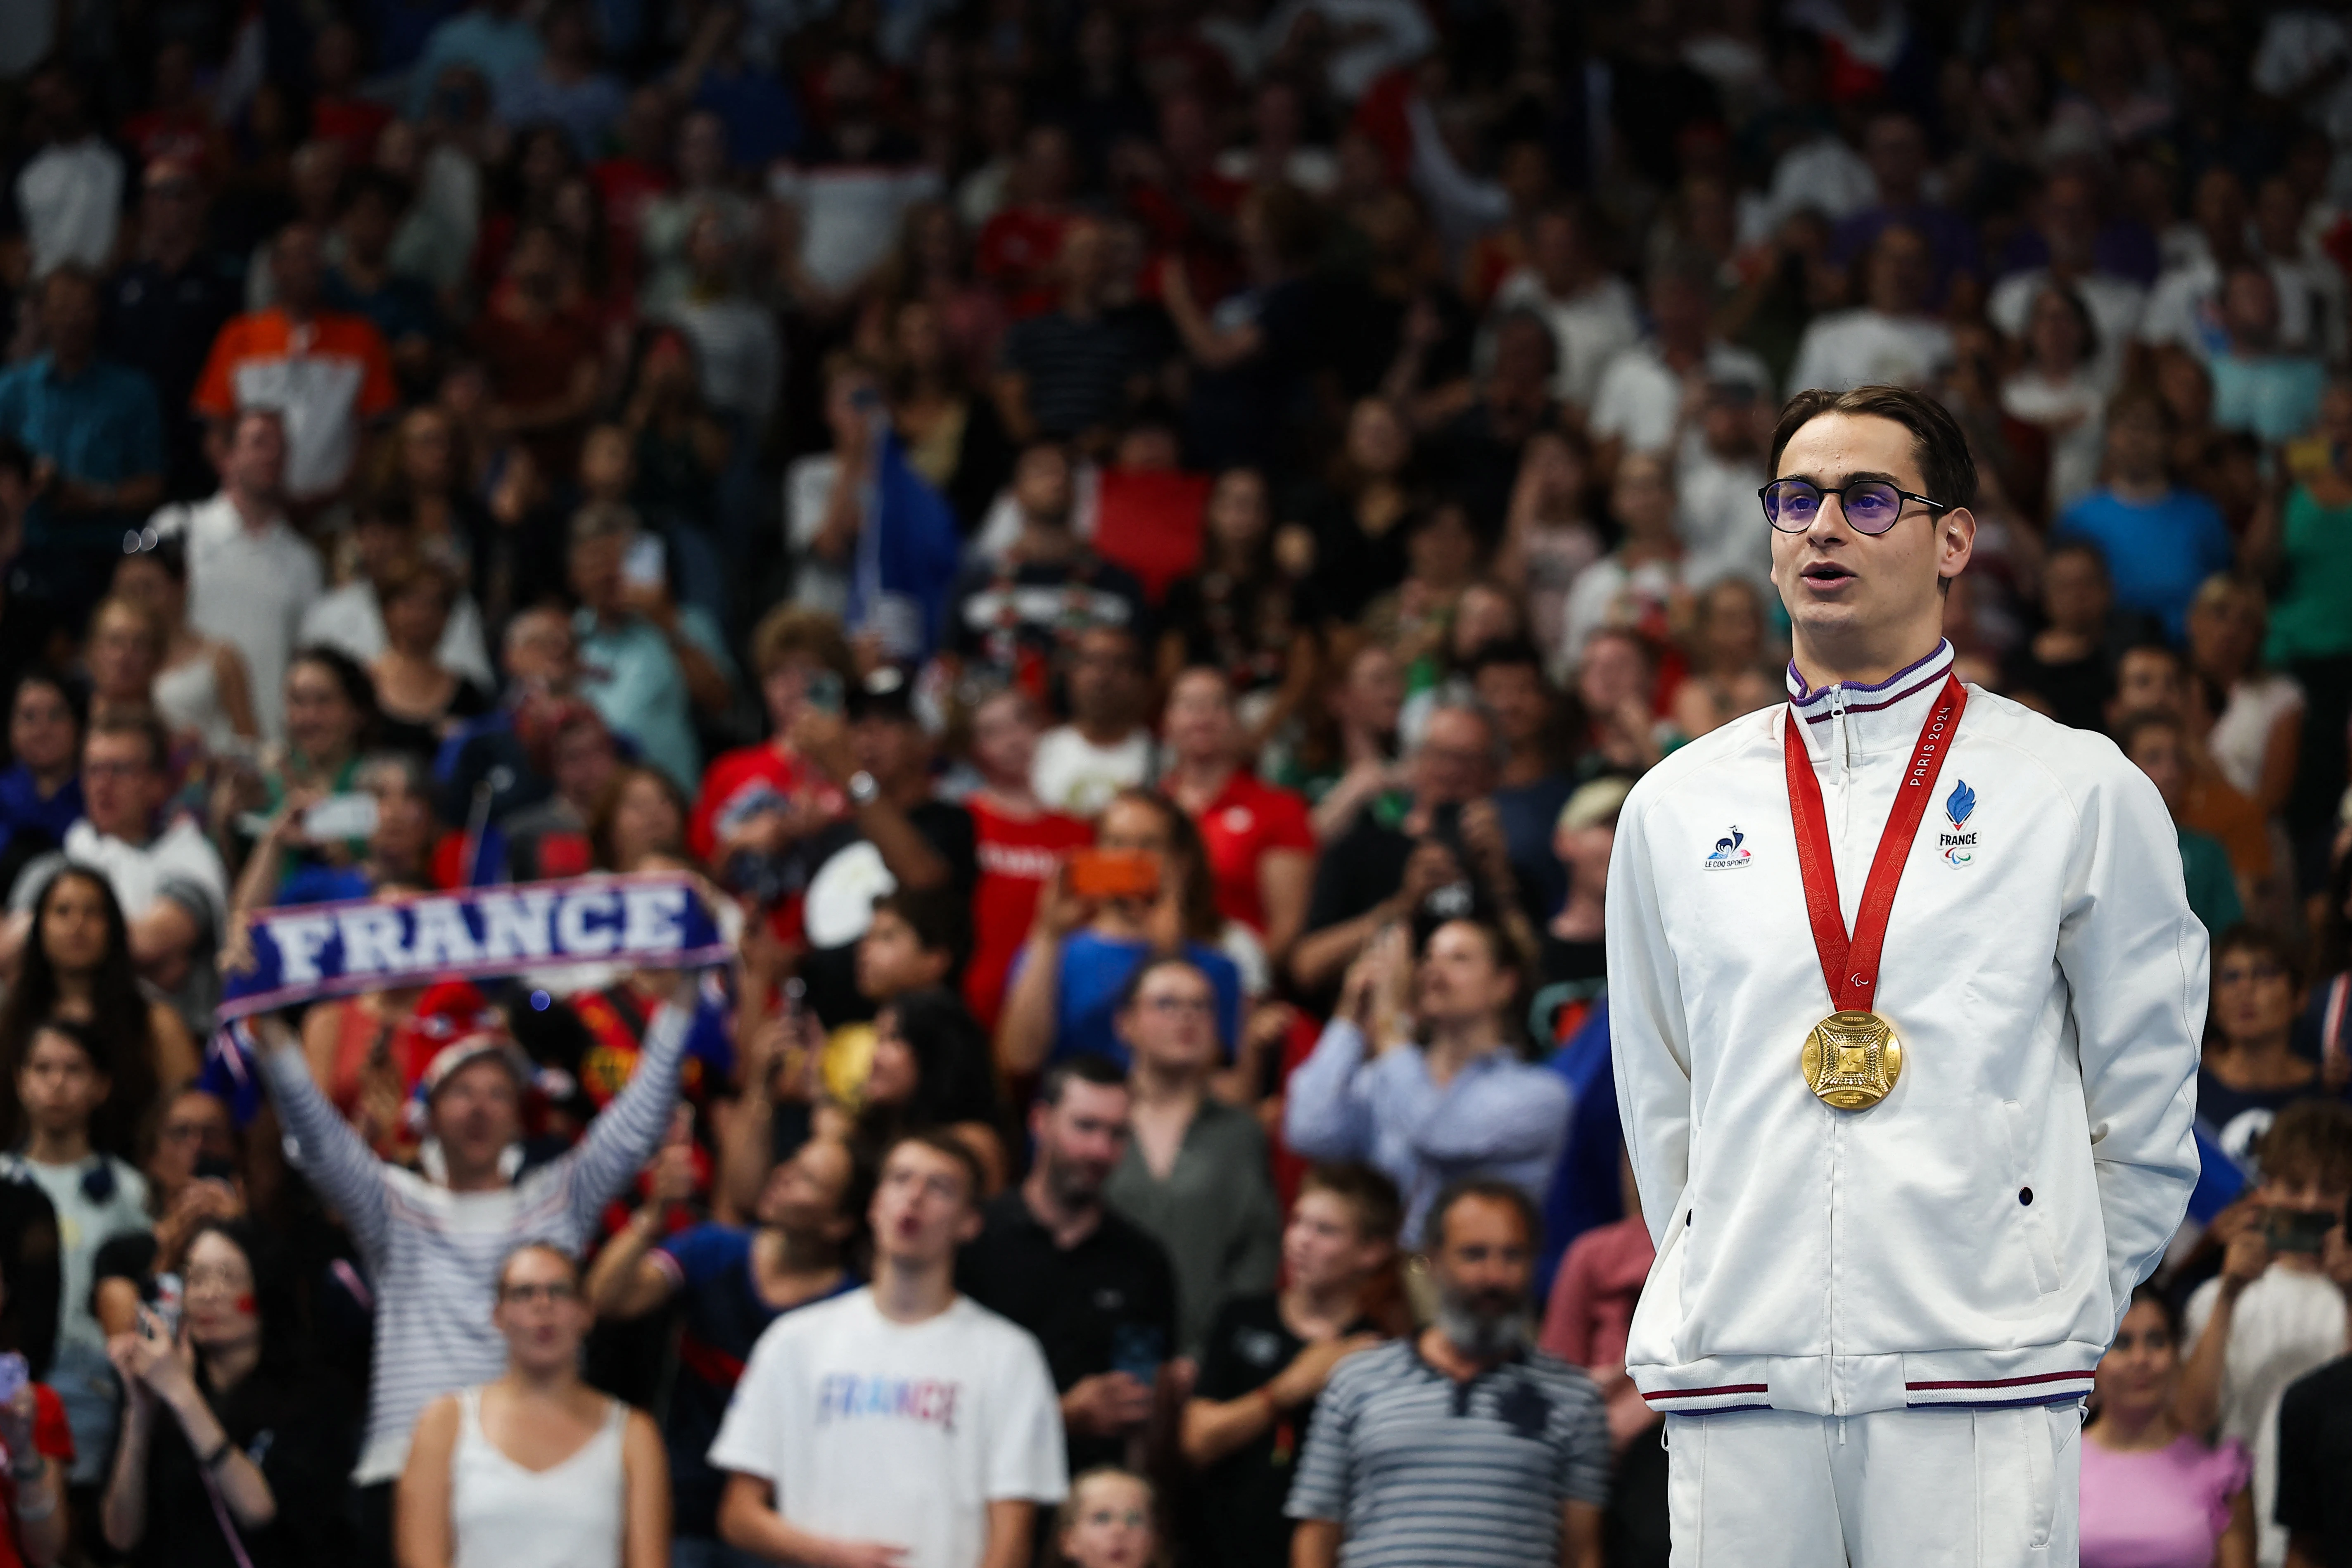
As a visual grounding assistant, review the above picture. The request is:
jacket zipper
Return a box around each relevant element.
[1826,684,1848,1411]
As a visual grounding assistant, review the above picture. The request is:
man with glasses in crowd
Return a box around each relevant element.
[1607,384,2205,1563]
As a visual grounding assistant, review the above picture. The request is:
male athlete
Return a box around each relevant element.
[1608,385,2203,1564]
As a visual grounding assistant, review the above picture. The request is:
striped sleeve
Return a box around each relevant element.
[1284,1350,1365,1523]
[260,1038,392,1261]
[1551,1367,1611,1506]
[551,998,689,1244]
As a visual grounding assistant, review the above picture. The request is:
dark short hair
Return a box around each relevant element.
[28,1015,111,1079]
[1421,1177,1540,1254]
[85,710,170,773]
[1113,953,1212,1016]
[882,1129,988,1210]
[9,668,87,734]
[1465,637,1547,682]
[2257,1099,2352,1195]
[2113,707,2185,759]
[872,885,971,973]
[1300,1161,1404,1243]
[1036,1053,1128,1109]
[2212,922,2303,992]
[1768,384,1978,515]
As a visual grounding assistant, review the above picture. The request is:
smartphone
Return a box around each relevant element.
[194,1154,236,1184]
[806,670,845,715]
[2264,1206,2336,1255]
[1108,1323,1165,1383]
[622,534,667,593]
[1069,848,1159,901]
[304,792,380,842]
[1430,801,1465,841]
[0,1352,26,1406]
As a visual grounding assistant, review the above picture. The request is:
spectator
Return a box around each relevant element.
[1829,111,1979,304]
[995,221,1148,448]
[435,607,582,829]
[0,266,165,619]
[494,700,616,880]
[101,1219,354,1566]
[568,502,735,792]
[1159,668,1316,963]
[11,66,123,280]
[297,496,495,692]
[7,713,227,1014]
[1560,449,1687,686]
[161,408,323,742]
[257,647,379,815]
[2178,1099,2352,1568]
[365,559,495,757]
[2056,390,2234,643]
[584,1130,863,1567]
[1670,579,1778,742]
[2110,644,2273,895]
[766,49,940,306]
[2118,709,2245,937]
[2208,265,2327,446]
[0,674,83,878]
[469,223,604,484]
[1180,1163,1398,1568]
[882,296,1015,534]
[1987,171,2147,391]
[1286,1179,1607,1568]
[996,788,1244,1077]
[1494,430,1603,662]
[1540,777,1630,989]
[1489,205,1639,415]
[2142,169,2322,362]
[949,447,1147,702]
[589,763,689,874]
[2078,1286,2255,1568]
[1588,254,1774,467]
[714,1132,1068,1568]
[833,987,1007,1188]
[654,208,781,439]
[2186,576,2304,823]
[0,1228,69,1568]
[1291,704,1529,996]
[249,974,693,1553]
[2001,541,2135,735]
[1028,625,1155,821]
[1162,184,1326,472]
[1053,1468,1158,1568]
[687,603,850,897]
[1158,468,1320,746]
[406,0,545,119]
[637,111,760,315]
[1539,1147,1657,1459]
[191,224,398,505]
[0,1018,149,1494]
[325,169,445,395]
[1999,284,2109,517]
[0,862,199,1144]
[961,687,1091,1030]
[958,1058,1177,1475]
[90,1085,240,1340]
[1465,640,1576,919]
[1287,918,1568,1238]
[492,1,626,159]
[1302,397,1421,628]
[2244,421,2352,866]
[2199,925,2341,1167]
[229,753,439,915]
[2276,1336,2352,1568]
[1101,956,1280,1354]
[82,598,164,731]
[1787,223,1952,394]
[397,1243,669,1568]
[976,126,1078,321]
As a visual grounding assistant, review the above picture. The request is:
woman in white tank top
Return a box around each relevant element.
[396,1243,670,1568]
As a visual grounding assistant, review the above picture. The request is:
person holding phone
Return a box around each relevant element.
[2177,1099,2352,1568]
[0,1240,69,1568]
[102,1219,354,1566]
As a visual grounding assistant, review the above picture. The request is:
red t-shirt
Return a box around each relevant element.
[963,797,1092,1030]
[975,204,1072,320]
[690,743,846,947]
[1189,771,1315,935]
[0,1383,72,1568]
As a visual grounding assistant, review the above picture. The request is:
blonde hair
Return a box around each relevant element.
[1053,1467,1160,1566]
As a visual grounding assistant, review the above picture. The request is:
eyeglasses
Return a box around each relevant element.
[1759,479,1948,535]
[1142,995,1215,1017]
[2216,963,2287,987]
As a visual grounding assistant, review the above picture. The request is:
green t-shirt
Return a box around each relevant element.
[2178,825,2243,936]
[2267,486,2352,663]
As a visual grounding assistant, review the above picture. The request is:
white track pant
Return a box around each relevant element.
[1664,1404,2082,1567]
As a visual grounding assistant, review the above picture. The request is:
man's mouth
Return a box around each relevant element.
[1801,561,1855,584]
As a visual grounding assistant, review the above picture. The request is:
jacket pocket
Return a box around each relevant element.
[2000,1100,2062,1296]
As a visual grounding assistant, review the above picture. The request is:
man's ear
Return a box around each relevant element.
[1938,505,1977,583]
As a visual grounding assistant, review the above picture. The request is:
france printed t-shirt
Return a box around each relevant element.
[707,1290,1067,1568]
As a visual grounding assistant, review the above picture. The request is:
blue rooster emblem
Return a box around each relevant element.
[1705,827,1747,862]
[1945,779,1976,828]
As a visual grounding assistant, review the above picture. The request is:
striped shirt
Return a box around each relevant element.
[262,1005,688,1484]
[1286,1338,1608,1568]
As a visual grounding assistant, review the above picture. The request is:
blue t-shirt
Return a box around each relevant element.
[1016,930,1244,1069]
[2055,487,2233,641]
[654,1224,857,1538]
[0,765,83,861]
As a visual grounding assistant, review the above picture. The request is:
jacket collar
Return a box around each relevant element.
[1785,640,1957,759]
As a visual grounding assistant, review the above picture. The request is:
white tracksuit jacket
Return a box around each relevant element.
[1608,640,2205,1419]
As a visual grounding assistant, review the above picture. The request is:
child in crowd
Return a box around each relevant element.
[1055,1467,1159,1568]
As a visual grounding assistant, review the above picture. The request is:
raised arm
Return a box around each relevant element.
[554,976,697,1238]
[1281,1017,1377,1163]
[255,1013,392,1259]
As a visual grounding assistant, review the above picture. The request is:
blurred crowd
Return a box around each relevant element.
[0,0,2343,1565]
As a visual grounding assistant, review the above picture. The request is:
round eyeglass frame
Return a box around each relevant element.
[1758,479,1950,535]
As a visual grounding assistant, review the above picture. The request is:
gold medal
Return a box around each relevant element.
[1801,1009,1904,1109]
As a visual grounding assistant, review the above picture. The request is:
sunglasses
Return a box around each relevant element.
[1759,479,1949,536]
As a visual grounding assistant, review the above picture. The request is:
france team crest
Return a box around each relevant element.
[1939,781,1978,864]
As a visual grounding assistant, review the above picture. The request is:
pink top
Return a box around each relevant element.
[1540,1215,1654,1369]
[2079,1432,2249,1568]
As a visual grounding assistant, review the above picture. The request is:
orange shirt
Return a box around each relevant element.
[192,306,396,498]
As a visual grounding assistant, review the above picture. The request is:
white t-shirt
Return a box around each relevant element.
[2207,672,2306,801]
[1986,269,2148,390]
[165,493,325,742]
[298,580,497,690]
[1673,441,1773,598]
[2140,255,2321,360]
[1787,309,1954,394]
[1587,340,1775,456]
[1999,370,2108,515]
[2185,1266,2350,1568]
[1030,725,1152,818]
[708,1290,1067,1568]
[1490,270,1641,410]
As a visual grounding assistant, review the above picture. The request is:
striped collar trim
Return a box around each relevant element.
[1785,640,1954,724]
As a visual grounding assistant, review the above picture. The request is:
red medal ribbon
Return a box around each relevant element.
[1781,673,1968,1013]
